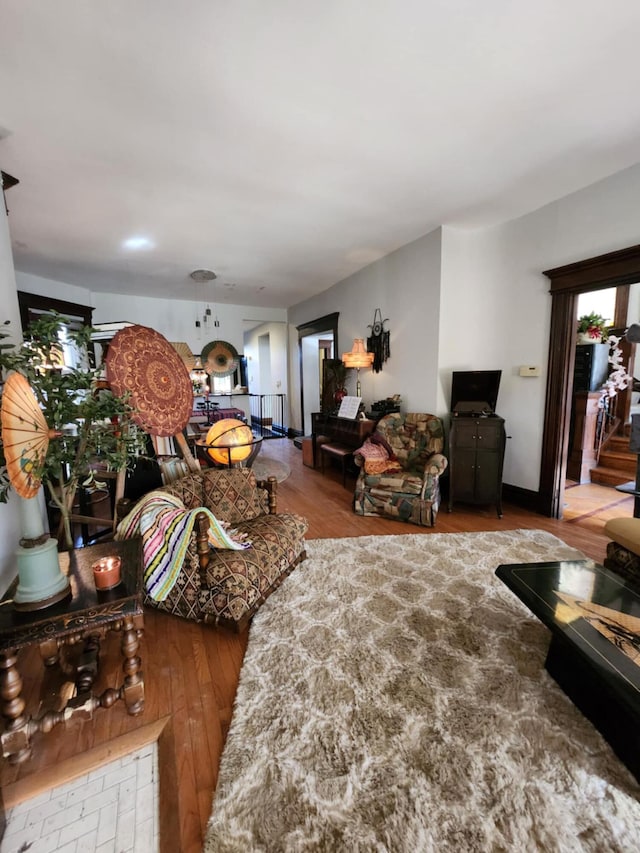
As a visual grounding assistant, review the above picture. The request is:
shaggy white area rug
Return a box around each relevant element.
[205,529,640,852]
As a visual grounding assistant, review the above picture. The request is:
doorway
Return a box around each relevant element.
[297,313,339,436]
[541,244,640,518]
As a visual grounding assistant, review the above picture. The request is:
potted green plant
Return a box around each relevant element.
[577,312,609,344]
[0,313,144,551]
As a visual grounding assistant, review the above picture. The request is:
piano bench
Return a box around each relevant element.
[320,442,353,487]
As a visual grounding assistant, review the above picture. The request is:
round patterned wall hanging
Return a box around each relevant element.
[106,325,193,437]
[201,339,239,377]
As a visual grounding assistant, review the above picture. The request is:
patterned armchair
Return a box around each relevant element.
[117,468,308,632]
[353,412,448,526]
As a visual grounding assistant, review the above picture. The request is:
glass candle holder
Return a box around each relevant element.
[92,555,122,590]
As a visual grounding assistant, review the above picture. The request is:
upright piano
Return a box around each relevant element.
[311,412,376,467]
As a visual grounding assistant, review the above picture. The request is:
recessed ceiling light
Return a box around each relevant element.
[122,236,154,251]
[190,269,217,281]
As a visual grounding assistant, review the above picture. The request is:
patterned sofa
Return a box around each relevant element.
[353,412,448,526]
[118,468,308,631]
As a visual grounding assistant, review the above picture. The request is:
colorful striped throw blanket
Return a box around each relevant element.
[115,490,251,601]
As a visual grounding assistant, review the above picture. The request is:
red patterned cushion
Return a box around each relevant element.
[355,439,389,461]
[369,432,397,460]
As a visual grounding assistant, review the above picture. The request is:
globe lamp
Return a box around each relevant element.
[205,418,254,466]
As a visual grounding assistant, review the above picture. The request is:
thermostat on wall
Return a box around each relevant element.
[519,366,540,377]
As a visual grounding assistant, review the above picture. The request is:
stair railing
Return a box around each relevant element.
[594,335,634,463]
[595,392,621,462]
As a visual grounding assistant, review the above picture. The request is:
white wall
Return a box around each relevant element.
[438,161,640,491]
[289,161,640,493]
[0,183,27,594]
[15,271,93,307]
[243,321,288,397]
[288,324,303,431]
[301,335,322,435]
[91,292,287,361]
[15,275,288,365]
[13,160,640,497]
[288,227,443,432]
[438,223,552,491]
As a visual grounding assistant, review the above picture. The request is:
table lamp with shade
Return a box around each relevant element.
[342,338,375,397]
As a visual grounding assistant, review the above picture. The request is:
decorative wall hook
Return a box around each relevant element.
[367,309,390,373]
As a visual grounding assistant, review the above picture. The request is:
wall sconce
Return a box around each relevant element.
[342,338,374,397]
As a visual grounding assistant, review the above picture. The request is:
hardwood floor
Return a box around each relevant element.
[563,479,634,533]
[1,439,617,852]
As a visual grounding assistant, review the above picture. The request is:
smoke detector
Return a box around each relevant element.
[190,269,217,282]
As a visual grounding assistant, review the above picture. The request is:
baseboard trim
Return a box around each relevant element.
[502,483,541,513]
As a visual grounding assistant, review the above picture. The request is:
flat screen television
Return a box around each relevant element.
[450,370,502,414]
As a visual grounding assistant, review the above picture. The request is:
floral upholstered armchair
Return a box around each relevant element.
[353,412,448,526]
[116,467,308,631]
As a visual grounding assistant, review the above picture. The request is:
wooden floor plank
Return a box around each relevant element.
[161,614,203,853]
[0,437,619,850]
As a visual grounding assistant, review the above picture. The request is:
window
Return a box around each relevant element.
[17,291,94,370]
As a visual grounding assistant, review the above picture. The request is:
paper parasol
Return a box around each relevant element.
[1,372,61,498]
[170,342,196,372]
[106,325,193,437]
[201,340,239,377]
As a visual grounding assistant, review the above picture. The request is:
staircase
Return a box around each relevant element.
[589,434,638,486]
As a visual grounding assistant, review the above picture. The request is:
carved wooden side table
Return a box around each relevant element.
[0,537,144,764]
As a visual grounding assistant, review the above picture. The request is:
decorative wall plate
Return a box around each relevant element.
[201,340,239,377]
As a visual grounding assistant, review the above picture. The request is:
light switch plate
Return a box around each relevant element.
[519,366,540,377]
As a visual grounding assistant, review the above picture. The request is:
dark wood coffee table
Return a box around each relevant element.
[496,558,640,781]
[0,537,144,764]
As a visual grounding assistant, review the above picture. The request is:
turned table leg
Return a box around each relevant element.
[120,615,144,715]
[0,649,32,764]
[76,634,101,694]
[39,638,60,667]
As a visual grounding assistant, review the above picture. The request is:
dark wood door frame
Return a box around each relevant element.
[17,291,93,331]
[541,244,640,517]
[297,312,339,436]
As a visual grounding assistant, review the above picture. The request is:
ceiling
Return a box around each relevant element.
[2,2,640,310]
